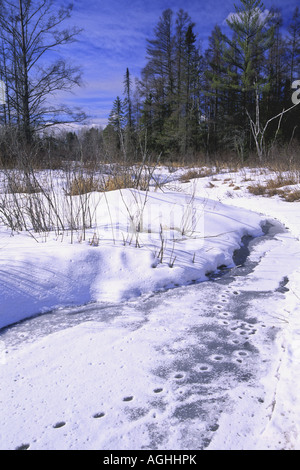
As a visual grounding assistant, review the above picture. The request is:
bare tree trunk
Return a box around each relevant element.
[0,0,84,143]
[11,24,21,128]
[19,0,31,143]
[246,85,300,161]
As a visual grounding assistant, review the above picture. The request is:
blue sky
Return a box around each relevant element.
[57,0,300,129]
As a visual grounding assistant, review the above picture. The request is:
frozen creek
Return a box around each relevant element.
[0,221,293,450]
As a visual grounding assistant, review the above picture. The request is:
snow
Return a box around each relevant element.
[0,187,264,328]
[0,165,300,450]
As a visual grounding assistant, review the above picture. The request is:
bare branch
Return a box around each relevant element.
[0,0,84,140]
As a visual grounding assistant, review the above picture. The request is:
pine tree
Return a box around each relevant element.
[224,0,275,156]
[174,9,192,149]
[287,7,300,83]
[140,9,176,151]
[139,9,203,155]
[225,0,274,93]
[182,23,203,153]
[204,25,231,151]
[264,9,287,119]
[107,96,127,159]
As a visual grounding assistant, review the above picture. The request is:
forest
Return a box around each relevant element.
[0,0,300,168]
[105,0,300,165]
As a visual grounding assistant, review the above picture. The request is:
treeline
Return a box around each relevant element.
[106,0,300,163]
[1,0,300,168]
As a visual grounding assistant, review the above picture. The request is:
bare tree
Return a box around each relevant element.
[246,83,300,161]
[0,0,85,142]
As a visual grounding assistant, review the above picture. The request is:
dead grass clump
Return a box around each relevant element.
[66,170,151,196]
[247,169,300,200]
[266,188,284,197]
[248,180,300,201]
[67,175,101,196]
[102,174,134,192]
[247,183,267,196]
[264,174,299,190]
[179,168,215,182]
[281,188,300,202]
[247,183,286,198]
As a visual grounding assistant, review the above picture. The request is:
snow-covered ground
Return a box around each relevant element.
[0,165,300,450]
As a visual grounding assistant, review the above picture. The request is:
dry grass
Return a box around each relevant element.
[179,168,216,183]
[247,183,268,196]
[67,172,140,196]
[247,184,287,198]
[264,173,299,189]
[67,175,102,196]
[102,174,134,192]
[281,188,300,202]
[247,172,300,202]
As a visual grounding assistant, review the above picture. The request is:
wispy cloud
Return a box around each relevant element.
[224,8,271,26]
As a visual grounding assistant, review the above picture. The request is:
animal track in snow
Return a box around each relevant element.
[210,355,224,362]
[93,412,105,418]
[123,395,134,402]
[219,311,231,318]
[174,373,185,380]
[53,421,66,429]
[15,443,30,450]
[218,319,230,326]
[196,364,212,373]
[232,350,249,363]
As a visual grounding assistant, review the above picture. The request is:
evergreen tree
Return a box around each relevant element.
[225,0,274,92]
[224,0,275,154]
[107,96,126,159]
[140,9,203,155]
[141,9,175,151]
[174,9,193,149]
[106,3,300,161]
[287,7,300,83]
[108,97,126,132]
[204,25,229,151]
[182,23,203,152]
[264,9,287,121]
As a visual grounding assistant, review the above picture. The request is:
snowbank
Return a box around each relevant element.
[0,189,264,328]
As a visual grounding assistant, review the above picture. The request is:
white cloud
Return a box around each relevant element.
[224,8,271,26]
